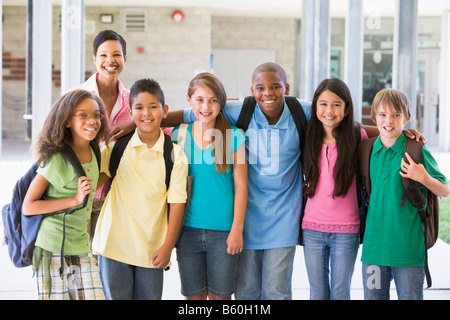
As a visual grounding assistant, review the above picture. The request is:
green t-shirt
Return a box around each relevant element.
[361,134,448,267]
[35,147,99,255]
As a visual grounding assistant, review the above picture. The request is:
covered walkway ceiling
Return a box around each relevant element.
[3,0,450,18]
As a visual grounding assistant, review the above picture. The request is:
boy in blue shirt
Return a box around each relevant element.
[175,63,312,299]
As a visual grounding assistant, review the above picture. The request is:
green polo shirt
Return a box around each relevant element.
[361,134,447,267]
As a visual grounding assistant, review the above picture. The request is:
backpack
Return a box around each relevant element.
[108,130,192,215]
[109,131,173,188]
[236,96,308,160]
[1,141,100,270]
[358,137,439,288]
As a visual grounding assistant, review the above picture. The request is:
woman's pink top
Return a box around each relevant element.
[73,72,131,128]
[302,128,368,234]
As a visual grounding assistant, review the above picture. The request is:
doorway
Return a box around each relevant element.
[211,49,276,99]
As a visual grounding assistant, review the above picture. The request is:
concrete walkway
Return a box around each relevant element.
[1,139,449,300]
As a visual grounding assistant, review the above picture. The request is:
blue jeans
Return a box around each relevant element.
[302,229,360,300]
[235,247,295,300]
[362,263,424,300]
[98,255,164,300]
[176,226,240,297]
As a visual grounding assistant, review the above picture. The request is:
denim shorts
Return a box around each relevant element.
[176,226,240,297]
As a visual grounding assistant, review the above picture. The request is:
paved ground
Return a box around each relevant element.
[1,139,449,300]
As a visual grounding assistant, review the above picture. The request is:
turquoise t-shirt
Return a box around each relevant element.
[35,147,99,255]
[173,123,246,231]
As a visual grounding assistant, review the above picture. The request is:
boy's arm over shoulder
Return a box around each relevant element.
[223,99,244,126]
[183,99,244,127]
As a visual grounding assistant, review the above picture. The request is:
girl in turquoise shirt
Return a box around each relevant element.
[173,72,248,300]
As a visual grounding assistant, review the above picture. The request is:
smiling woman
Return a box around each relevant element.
[66,30,136,251]
[69,30,134,141]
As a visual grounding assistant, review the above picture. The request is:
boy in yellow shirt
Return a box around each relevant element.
[93,78,188,299]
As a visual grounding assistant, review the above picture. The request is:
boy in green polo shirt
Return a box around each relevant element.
[361,88,449,300]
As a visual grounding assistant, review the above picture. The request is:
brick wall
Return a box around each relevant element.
[2,6,297,140]
[212,16,298,90]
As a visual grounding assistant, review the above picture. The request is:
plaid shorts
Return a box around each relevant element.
[34,249,105,300]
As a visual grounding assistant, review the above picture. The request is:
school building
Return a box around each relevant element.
[1,0,450,156]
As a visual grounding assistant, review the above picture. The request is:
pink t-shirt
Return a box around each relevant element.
[302,128,368,233]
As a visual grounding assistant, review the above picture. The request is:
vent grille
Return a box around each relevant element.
[124,9,147,32]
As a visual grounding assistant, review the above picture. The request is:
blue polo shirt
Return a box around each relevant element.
[184,98,311,249]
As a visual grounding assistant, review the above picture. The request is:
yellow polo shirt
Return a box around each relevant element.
[92,129,188,268]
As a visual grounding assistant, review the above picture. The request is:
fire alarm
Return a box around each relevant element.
[172,10,184,22]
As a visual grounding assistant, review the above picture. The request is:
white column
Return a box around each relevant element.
[299,0,330,101]
[440,10,450,151]
[31,0,52,146]
[392,0,418,129]
[299,0,316,101]
[61,0,85,93]
[344,0,364,122]
[0,0,3,158]
[316,0,330,84]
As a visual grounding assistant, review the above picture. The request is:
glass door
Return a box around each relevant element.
[417,49,440,147]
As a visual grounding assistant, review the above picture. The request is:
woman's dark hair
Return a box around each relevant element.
[303,78,359,198]
[93,30,127,56]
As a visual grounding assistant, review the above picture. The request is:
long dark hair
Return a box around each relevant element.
[303,78,359,198]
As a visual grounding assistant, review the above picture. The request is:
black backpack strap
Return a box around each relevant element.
[89,140,101,170]
[109,131,173,189]
[58,144,92,278]
[109,131,134,181]
[236,96,256,131]
[163,133,174,190]
[285,96,308,156]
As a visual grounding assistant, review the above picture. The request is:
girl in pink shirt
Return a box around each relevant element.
[300,78,368,300]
